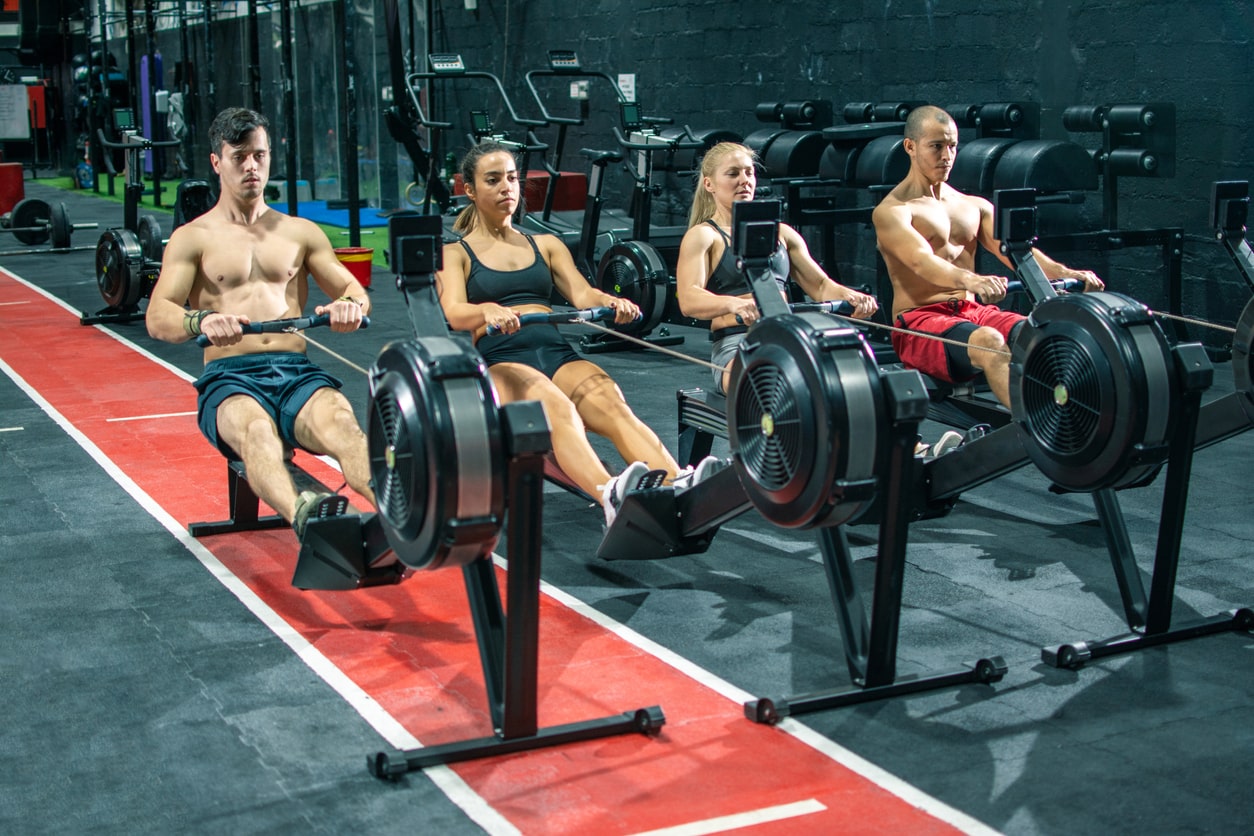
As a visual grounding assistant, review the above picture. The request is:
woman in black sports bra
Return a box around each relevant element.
[674,142,879,393]
[438,142,689,526]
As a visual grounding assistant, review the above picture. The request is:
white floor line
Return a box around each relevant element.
[628,799,826,836]
[0,354,518,836]
[3,267,996,835]
[525,565,999,835]
[106,410,198,422]
[0,426,23,432]
[0,300,32,306]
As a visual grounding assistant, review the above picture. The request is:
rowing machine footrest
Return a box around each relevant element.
[595,486,717,561]
[292,513,407,591]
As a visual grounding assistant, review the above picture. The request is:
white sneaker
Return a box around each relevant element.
[600,461,652,528]
[671,455,724,492]
[921,430,965,459]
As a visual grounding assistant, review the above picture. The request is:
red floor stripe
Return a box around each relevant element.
[0,270,969,835]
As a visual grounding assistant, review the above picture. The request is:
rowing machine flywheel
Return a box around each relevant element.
[96,228,146,309]
[727,314,883,528]
[1234,296,1254,422]
[367,336,506,571]
[595,240,669,338]
[1010,292,1176,492]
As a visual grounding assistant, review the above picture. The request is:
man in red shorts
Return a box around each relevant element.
[873,105,1103,408]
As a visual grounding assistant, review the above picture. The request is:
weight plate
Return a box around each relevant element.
[595,240,669,338]
[138,214,164,262]
[367,337,506,571]
[50,202,72,249]
[96,228,144,309]
[10,198,51,246]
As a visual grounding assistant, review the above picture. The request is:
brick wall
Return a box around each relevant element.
[435,0,1253,343]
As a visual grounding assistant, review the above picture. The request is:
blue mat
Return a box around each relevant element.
[270,200,391,228]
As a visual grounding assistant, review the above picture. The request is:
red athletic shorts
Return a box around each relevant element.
[891,299,1024,383]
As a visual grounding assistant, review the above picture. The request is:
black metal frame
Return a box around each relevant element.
[80,115,179,326]
[997,189,1252,666]
[744,375,1008,723]
[367,213,665,776]
[1193,181,1254,449]
[1040,344,1253,667]
[369,402,664,775]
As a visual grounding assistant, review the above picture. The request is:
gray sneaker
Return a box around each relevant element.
[293,490,349,539]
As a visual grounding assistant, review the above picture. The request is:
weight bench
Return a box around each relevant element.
[188,457,407,591]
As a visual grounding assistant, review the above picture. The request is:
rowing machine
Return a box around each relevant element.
[364,212,664,776]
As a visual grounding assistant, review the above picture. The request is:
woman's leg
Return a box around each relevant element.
[490,362,615,499]
[554,360,680,480]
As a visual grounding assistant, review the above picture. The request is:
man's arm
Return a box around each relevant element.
[779,224,878,319]
[974,199,1104,292]
[1028,248,1105,291]
[303,222,371,329]
[146,226,221,343]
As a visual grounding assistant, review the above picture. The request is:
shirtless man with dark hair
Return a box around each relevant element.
[146,106,373,537]
[873,104,1103,407]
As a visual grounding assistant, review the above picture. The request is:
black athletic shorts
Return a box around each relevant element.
[476,324,582,378]
[194,352,343,460]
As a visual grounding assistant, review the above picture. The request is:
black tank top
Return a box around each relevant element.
[704,220,790,297]
[460,234,553,307]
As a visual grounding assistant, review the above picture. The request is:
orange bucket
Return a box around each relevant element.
[334,247,374,289]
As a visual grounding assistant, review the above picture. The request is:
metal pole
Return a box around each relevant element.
[246,0,262,112]
[145,0,163,206]
[178,0,193,177]
[281,0,297,216]
[203,1,216,121]
[342,0,361,246]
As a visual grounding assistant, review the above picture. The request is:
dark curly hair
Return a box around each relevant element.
[208,107,270,155]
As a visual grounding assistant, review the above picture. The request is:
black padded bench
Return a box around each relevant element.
[188,458,341,537]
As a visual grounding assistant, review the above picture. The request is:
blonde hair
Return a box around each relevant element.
[687,141,758,228]
[452,141,525,234]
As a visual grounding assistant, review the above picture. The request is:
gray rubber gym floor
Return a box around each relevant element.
[2,179,1251,835]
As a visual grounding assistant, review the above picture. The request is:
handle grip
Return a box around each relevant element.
[195,313,370,347]
[790,300,855,316]
[736,299,856,324]
[95,128,183,151]
[486,306,627,336]
[1004,277,1086,295]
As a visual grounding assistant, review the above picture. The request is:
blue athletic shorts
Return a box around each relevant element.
[194,352,343,459]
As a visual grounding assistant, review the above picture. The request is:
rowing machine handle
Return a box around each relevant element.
[1004,277,1086,295]
[486,306,634,335]
[790,300,855,316]
[195,313,371,347]
[735,299,855,324]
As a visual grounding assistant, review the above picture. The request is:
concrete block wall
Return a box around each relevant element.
[436,0,1254,343]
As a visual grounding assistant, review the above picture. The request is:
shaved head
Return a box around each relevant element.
[904,105,955,141]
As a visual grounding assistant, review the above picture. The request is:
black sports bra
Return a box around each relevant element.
[703,220,790,297]
[460,234,553,307]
